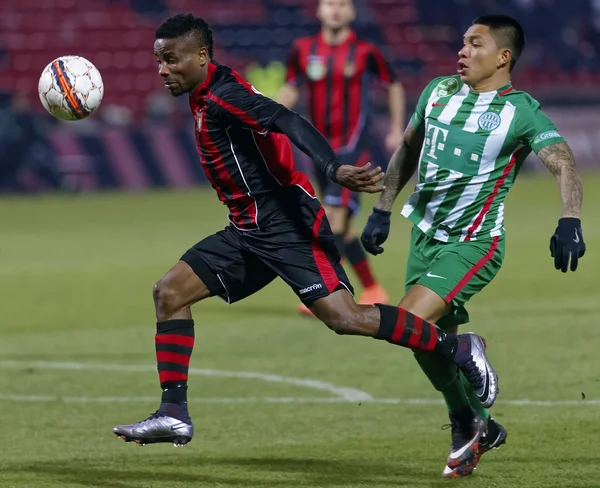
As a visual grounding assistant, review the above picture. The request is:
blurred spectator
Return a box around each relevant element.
[144,92,179,126]
[0,0,598,194]
[0,93,65,192]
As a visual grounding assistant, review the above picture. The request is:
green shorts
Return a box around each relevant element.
[405,226,505,328]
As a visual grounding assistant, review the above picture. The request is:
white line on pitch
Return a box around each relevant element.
[1,360,597,407]
[0,394,598,406]
[0,360,372,402]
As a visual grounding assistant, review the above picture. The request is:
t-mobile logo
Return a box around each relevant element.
[425,124,449,160]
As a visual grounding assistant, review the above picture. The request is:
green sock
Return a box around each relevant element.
[414,351,470,414]
[460,372,490,419]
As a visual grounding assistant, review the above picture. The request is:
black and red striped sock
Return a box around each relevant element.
[155,319,195,404]
[374,304,457,355]
[345,238,376,288]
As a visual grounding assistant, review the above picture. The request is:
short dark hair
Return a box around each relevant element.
[473,14,525,71]
[155,13,214,58]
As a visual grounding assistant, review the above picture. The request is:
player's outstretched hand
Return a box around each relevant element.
[549,217,586,272]
[361,207,391,255]
[334,163,385,193]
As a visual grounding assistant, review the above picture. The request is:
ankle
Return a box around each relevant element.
[451,406,475,426]
[161,383,188,404]
[159,401,190,420]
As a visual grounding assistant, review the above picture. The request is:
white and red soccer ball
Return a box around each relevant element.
[38,55,104,121]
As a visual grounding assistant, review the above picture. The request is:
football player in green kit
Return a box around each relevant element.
[361,14,586,478]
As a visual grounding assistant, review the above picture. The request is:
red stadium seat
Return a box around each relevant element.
[4,0,596,122]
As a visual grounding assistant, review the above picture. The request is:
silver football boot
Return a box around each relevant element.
[452,333,498,408]
[113,404,193,447]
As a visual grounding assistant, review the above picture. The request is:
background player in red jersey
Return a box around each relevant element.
[278,0,405,314]
[111,13,499,453]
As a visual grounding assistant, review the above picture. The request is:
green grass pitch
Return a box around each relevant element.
[1,173,599,487]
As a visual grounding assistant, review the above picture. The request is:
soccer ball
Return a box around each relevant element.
[38,55,104,121]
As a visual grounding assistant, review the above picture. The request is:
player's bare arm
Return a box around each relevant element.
[375,122,425,212]
[360,122,423,256]
[537,141,586,272]
[537,141,583,218]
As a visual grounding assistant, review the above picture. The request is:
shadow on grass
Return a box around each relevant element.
[10,454,437,487]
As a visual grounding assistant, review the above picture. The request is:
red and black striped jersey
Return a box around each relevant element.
[285,30,396,152]
[190,62,316,231]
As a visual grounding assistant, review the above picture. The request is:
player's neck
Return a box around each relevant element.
[189,66,212,96]
[468,73,511,94]
[321,27,352,45]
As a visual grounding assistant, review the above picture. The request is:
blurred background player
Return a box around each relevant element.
[278,0,405,314]
[361,14,585,478]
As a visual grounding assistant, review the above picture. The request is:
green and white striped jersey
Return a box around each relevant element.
[401,75,563,242]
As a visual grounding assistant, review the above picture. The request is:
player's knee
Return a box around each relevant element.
[323,309,358,335]
[153,277,179,317]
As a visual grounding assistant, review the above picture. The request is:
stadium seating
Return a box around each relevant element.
[1,0,598,122]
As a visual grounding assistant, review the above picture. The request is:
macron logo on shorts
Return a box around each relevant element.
[299,283,323,294]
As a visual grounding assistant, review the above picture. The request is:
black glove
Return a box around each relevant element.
[360,207,391,255]
[549,217,586,272]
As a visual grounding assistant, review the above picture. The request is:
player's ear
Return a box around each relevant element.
[498,48,511,70]
[198,47,209,64]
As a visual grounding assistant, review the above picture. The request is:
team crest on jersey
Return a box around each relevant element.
[306,55,327,81]
[435,78,459,97]
[478,111,502,131]
[343,62,355,77]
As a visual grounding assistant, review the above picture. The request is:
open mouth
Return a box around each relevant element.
[457,61,468,74]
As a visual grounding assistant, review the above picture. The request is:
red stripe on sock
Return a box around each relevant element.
[427,326,439,352]
[391,308,405,343]
[353,259,376,288]
[408,315,423,348]
[155,334,195,348]
[158,371,188,383]
[156,351,191,366]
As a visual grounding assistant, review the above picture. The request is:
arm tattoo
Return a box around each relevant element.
[376,125,424,212]
[537,141,583,218]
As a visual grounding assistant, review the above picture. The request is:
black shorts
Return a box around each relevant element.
[315,129,371,216]
[181,200,354,305]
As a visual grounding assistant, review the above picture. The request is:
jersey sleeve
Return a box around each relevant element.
[207,81,285,133]
[410,76,444,131]
[366,44,396,84]
[515,97,564,153]
[285,40,303,86]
